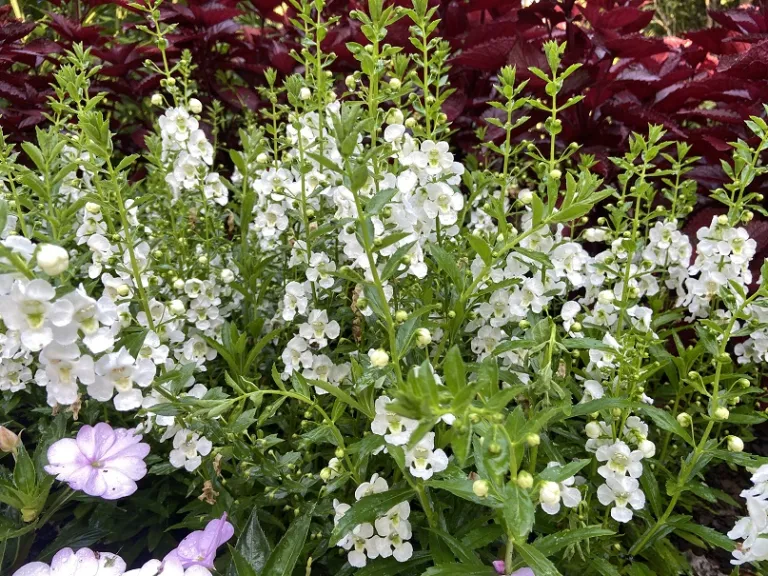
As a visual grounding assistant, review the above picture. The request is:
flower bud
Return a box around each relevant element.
[335,447,345,459]
[570,322,582,333]
[345,75,356,90]
[473,479,490,498]
[405,117,416,128]
[320,467,333,481]
[517,470,533,490]
[717,214,729,226]
[549,169,562,179]
[395,310,409,323]
[676,412,692,427]
[0,426,20,454]
[389,78,402,90]
[639,439,656,458]
[169,299,185,316]
[415,328,432,348]
[585,421,602,439]
[299,87,312,101]
[198,255,208,265]
[173,278,185,291]
[220,268,235,283]
[85,202,101,214]
[518,189,534,204]
[525,433,540,447]
[116,284,130,297]
[189,98,202,114]
[369,348,389,368]
[387,108,404,125]
[598,290,615,304]
[37,244,69,275]
[151,93,163,106]
[256,152,269,164]
[714,406,730,421]
[727,435,744,453]
[539,481,561,505]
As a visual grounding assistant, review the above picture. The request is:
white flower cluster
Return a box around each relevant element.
[585,416,654,523]
[371,395,449,480]
[537,462,582,515]
[333,474,413,567]
[729,464,768,564]
[160,106,227,207]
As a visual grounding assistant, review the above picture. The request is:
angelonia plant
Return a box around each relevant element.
[1,0,768,575]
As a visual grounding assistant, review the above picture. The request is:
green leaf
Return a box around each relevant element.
[330,488,414,545]
[502,484,534,540]
[308,378,373,418]
[537,460,589,482]
[354,551,431,576]
[421,566,494,576]
[467,234,492,266]
[590,558,621,576]
[262,504,315,576]
[366,187,398,214]
[532,526,615,556]
[426,478,503,508]
[671,517,735,551]
[228,508,272,576]
[636,404,693,446]
[425,528,482,565]
[515,541,562,576]
[443,346,466,395]
[429,244,464,291]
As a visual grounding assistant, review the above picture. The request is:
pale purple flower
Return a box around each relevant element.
[164,514,234,569]
[124,558,211,576]
[493,562,534,576]
[12,547,126,576]
[44,423,150,500]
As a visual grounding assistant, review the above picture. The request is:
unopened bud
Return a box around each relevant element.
[299,87,312,101]
[415,328,432,348]
[151,93,163,106]
[727,435,744,453]
[714,406,730,421]
[369,348,389,368]
[525,433,540,447]
[189,98,202,114]
[676,412,692,427]
[473,479,490,498]
[0,427,19,454]
[517,470,533,490]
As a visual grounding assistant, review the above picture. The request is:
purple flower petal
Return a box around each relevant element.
[45,423,149,501]
[166,514,235,568]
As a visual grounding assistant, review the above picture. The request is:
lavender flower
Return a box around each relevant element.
[164,514,234,569]
[124,557,212,576]
[493,561,535,576]
[12,547,126,576]
[44,423,150,500]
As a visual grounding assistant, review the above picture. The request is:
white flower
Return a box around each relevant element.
[281,335,313,378]
[298,309,340,348]
[36,244,69,275]
[371,396,418,446]
[405,432,448,480]
[306,252,337,289]
[420,140,453,175]
[355,473,389,500]
[36,343,94,407]
[538,462,582,515]
[597,476,645,523]
[89,348,155,411]
[368,348,389,368]
[169,429,213,471]
[203,173,228,206]
[1,279,67,351]
[596,440,644,479]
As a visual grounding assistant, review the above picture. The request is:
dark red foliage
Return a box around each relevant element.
[1,0,768,263]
